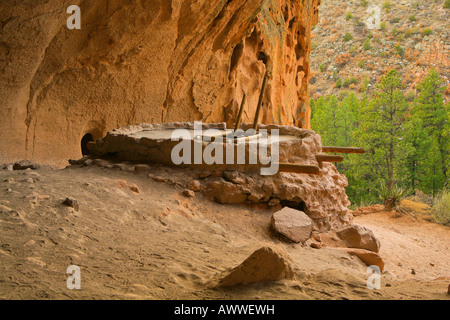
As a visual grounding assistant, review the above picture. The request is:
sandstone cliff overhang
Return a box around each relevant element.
[0,0,321,166]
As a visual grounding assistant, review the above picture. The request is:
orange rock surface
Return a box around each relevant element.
[0,0,320,166]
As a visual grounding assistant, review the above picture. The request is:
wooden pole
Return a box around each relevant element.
[322,146,365,154]
[275,163,320,175]
[252,73,269,130]
[316,154,344,163]
[234,93,247,132]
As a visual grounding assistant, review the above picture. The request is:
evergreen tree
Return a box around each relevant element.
[399,115,432,194]
[411,68,449,192]
[356,70,408,190]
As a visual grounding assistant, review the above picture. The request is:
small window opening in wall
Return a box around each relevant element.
[81,133,93,156]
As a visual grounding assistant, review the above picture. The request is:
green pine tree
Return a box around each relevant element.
[411,68,449,188]
[356,70,408,190]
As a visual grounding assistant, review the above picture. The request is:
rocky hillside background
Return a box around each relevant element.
[309,0,449,100]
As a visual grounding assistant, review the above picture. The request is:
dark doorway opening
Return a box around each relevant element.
[280,199,307,212]
[81,133,93,156]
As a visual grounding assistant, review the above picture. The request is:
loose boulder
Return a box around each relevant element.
[216,246,294,287]
[336,224,381,253]
[63,197,80,211]
[344,248,385,272]
[271,207,313,243]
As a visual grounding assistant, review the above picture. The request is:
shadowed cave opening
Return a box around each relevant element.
[81,133,94,156]
[280,199,307,212]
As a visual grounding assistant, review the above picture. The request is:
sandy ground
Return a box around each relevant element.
[0,165,448,300]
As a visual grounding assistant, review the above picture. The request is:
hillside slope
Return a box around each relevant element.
[310,0,449,100]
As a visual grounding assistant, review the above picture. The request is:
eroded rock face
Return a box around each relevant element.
[0,0,320,166]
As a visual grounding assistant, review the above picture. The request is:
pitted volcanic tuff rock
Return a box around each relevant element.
[0,0,320,166]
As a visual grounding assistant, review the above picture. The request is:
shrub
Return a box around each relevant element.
[444,0,450,9]
[346,12,353,20]
[360,76,370,92]
[423,28,432,36]
[409,15,416,22]
[383,1,391,12]
[432,189,450,226]
[361,0,369,7]
[343,32,353,42]
[363,38,371,51]
[380,21,387,31]
[343,77,358,88]
[405,29,412,38]
[378,183,405,210]
[319,63,327,72]
[391,17,400,23]
[335,78,342,88]
[336,53,351,65]
[395,44,404,56]
[358,60,366,68]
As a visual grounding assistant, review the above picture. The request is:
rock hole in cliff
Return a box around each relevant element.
[295,43,303,61]
[280,199,307,213]
[81,133,93,156]
[258,51,268,65]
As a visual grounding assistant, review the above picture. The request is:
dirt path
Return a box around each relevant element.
[354,212,450,281]
[0,165,448,300]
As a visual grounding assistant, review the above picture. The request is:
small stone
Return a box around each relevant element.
[411,268,416,275]
[312,231,322,242]
[135,164,151,172]
[128,184,140,193]
[310,242,323,249]
[187,180,201,192]
[3,178,15,183]
[23,178,34,183]
[112,163,126,170]
[13,160,38,170]
[63,197,80,211]
[197,171,212,179]
[152,175,167,183]
[182,189,195,198]
[4,164,13,172]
